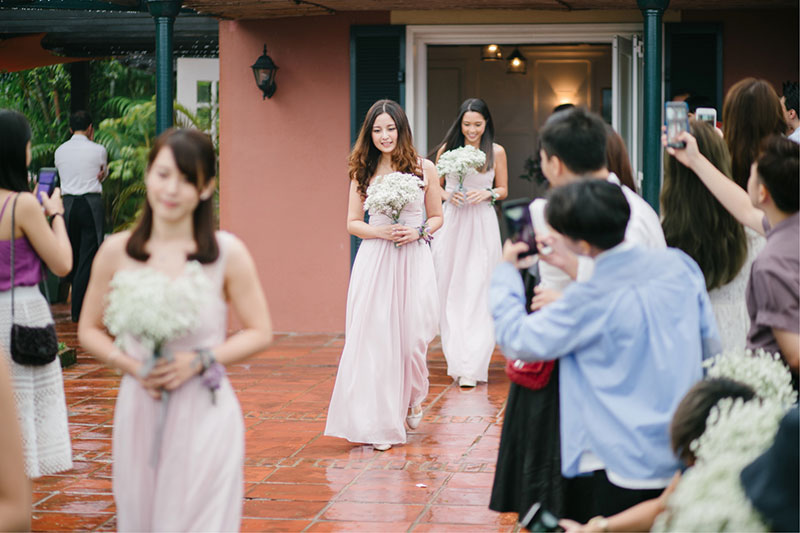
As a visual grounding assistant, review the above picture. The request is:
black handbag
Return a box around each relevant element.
[8,194,58,366]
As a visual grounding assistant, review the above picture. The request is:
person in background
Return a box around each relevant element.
[559,378,756,533]
[604,124,637,192]
[666,132,799,377]
[721,78,787,188]
[432,98,508,388]
[491,179,719,523]
[740,406,799,533]
[0,110,73,482]
[0,355,31,532]
[781,81,800,143]
[662,120,763,352]
[324,100,443,451]
[54,110,107,322]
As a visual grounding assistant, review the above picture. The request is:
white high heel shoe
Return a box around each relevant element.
[373,443,391,451]
[406,405,423,429]
[458,376,477,388]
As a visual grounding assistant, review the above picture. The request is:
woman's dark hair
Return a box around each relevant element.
[662,120,747,291]
[722,78,787,189]
[670,378,755,466]
[546,179,630,250]
[348,99,420,198]
[540,107,608,175]
[126,129,219,263]
[435,98,495,171]
[0,109,33,192]
[605,124,636,191]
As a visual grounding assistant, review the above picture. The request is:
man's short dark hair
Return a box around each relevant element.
[783,81,799,115]
[756,135,799,213]
[545,180,630,250]
[539,107,607,174]
[70,110,92,132]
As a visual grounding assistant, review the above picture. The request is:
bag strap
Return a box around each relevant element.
[10,193,19,325]
[0,194,13,226]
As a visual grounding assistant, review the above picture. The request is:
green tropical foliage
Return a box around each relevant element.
[0,65,71,173]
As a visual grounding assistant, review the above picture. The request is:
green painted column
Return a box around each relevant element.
[147,0,182,134]
[638,0,669,213]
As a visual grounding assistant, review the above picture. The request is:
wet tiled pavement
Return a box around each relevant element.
[37,304,517,532]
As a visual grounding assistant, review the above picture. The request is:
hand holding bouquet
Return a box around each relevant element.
[363,172,423,223]
[436,145,487,201]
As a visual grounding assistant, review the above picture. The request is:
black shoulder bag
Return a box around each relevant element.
[9,194,58,366]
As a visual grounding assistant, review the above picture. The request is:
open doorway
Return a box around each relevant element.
[427,44,612,200]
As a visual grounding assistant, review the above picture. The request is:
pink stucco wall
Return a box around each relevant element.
[218,13,388,332]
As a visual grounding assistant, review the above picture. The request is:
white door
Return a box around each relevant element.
[612,34,645,192]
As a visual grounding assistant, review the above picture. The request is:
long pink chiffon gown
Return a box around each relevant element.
[111,232,244,532]
[325,180,439,446]
[431,166,502,383]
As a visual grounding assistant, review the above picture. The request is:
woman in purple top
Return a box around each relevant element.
[0,110,73,486]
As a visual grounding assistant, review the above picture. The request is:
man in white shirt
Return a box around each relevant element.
[781,82,800,144]
[54,110,107,322]
[530,107,665,297]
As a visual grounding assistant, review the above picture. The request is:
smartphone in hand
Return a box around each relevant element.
[695,107,717,127]
[665,101,690,149]
[502,198,537,258]
[36,168,58,204]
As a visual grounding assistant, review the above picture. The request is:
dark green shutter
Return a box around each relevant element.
[349,25,405,267]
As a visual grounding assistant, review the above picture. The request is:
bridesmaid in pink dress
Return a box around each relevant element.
[324,100,443,451]
[78,129,273,531]
[432,98,508,388]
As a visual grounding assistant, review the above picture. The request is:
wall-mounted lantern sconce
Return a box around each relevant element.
[506,48,527,75]
[481,44,503,61]
[251,45,279,99]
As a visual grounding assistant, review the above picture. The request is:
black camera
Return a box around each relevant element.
[519,502,564,532]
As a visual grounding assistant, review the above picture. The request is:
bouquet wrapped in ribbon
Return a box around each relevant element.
[363,171,423,223]
[435,145,487,200]
[104,261,213,465]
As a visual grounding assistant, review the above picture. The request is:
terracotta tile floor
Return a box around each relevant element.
[36,304,519,532]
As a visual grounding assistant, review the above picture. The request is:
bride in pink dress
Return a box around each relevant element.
[432,98,508,387]
[324,99,443,451]
[78,129,273,531]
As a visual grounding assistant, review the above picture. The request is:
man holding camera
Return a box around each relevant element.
[490,180,721,523]
[54,110,107,322]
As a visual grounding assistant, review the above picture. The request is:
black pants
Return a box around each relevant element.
[563,470,664,523]
[66,196,99,322]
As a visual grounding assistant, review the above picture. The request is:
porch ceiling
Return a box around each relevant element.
[182,0,796,20]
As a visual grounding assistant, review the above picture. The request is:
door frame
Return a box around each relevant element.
[405,23,644,154]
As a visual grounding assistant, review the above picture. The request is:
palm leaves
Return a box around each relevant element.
[95,95,219,232]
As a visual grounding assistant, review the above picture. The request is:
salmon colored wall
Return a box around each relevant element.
[683,9,799,95]
[218,12,388,333]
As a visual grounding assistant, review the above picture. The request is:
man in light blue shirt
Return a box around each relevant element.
[491,180,721,522]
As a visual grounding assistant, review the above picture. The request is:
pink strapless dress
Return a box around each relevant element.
[325,187,439,446]
[431,167,502,383]
[111,232,244,532]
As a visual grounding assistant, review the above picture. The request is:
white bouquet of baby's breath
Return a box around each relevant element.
[436,145,486,194]
[104,261,213,355]
[703,349,797,407]
[363,172,422,223]
[653,397,786,532]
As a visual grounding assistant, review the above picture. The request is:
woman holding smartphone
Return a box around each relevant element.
[0,110,73,482]
[78,129,273,531]
[324,99,443,451]
[432,98,508,387]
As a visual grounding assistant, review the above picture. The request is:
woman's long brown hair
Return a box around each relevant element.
[662,120,747,291]
[126,129,219,263]
[348,100,421,197]
[722,78,787,189]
